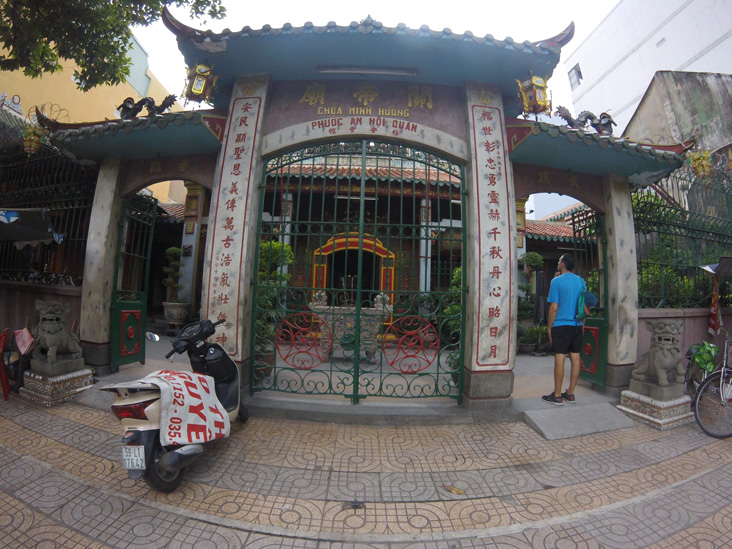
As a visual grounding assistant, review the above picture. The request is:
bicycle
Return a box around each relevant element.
[693,326,732,438]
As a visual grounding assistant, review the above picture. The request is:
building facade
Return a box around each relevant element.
[563,0,732,133]
[43,12,685,408]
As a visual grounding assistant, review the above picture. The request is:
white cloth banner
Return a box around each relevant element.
[142,370,230,446]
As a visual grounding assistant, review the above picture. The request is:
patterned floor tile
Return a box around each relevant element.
[51,484,132,541]
[380,471,439,502]
[327,471,381,501]
[481,466,542,497]
[167,517,251,548]
[3,396,732,546]
[14,471,89,512]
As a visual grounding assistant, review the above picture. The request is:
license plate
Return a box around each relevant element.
[122,445,146,470]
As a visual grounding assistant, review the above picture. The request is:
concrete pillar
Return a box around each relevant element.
[461,82,516,408]
[603,173,639,389]
[79,157,125,368]
[201,75,270,361]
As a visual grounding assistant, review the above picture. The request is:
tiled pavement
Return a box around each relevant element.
[2,387,732,548]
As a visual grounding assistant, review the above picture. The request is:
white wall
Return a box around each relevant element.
[563,0,732,134]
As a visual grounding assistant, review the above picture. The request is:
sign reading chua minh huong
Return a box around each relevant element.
[263,80,466,147]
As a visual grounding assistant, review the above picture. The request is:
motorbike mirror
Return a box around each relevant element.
[145,332,160,342]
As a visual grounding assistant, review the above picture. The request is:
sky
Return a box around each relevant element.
[133,0,622,218]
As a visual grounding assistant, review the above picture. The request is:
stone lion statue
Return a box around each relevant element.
[30,300,83,364]
[631,319,685,387]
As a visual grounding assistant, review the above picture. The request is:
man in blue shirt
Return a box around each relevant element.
[543,254,585,405]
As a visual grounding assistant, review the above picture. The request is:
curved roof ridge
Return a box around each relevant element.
[160,7,567,56]
[49,111,205,141]
[531,121,685,161]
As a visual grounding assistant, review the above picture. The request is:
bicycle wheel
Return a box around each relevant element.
[694,370,732,438]
[685,362,705,395]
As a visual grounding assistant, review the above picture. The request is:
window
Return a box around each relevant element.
[568,64,583,90]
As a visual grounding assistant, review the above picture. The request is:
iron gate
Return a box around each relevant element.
[250,141,466,403]
[573,209,608,391]
[110,194,156,372]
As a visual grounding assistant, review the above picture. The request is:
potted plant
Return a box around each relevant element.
[517,324,537,354]
[162,246,189,329]
[518,252,544,321]
[532,324,550,356]
[253,240,293,381]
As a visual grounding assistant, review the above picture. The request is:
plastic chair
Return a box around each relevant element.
[0,328,9,400]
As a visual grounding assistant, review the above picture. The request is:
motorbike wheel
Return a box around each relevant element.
[143,440,184,492]
[238,405,250,423]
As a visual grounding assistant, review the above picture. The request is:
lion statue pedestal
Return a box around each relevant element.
[19,300,92,407]
[616,319,694,430]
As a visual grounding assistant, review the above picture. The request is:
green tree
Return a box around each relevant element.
[0,0,225,91]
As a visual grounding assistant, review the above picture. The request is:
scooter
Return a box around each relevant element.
[101,318,248,492]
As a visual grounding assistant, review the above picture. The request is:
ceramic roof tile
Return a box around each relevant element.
[531,122,683,165]
[526,220,574,241]
[162,9,562,57]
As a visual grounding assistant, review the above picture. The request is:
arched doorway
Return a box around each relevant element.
[518,190,609,391]
[251,140,466,403]
[312,233,396,308]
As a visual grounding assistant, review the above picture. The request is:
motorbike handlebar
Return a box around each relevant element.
[166,318,226,358]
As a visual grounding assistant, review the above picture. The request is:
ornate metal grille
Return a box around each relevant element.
[634,168,732,308]
[251,140,466,403]
[0,149,97,286]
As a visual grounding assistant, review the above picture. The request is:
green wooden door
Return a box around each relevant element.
[573,210,608,391]
[110,194,156,372]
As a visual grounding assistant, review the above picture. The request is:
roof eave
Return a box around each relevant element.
[162,8,568,115]
[509,120,684,184]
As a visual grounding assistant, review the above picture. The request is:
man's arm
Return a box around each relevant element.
[547,302,558,344]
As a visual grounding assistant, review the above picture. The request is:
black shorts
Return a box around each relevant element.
[551,325,583,355]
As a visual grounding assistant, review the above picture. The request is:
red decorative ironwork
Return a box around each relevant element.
[276,313,332,370]
[581,326,599,374]
[383,316,438,374]
[120,310,141,357]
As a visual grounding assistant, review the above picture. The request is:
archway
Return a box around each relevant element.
[516,183,609,391]
[312,233,396,308]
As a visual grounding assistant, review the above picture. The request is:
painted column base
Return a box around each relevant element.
[461,369,514,409]
[19,368,94,407]
[616,390,694,430]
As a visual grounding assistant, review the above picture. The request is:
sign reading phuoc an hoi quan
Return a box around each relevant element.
[263,80,468,158]
[205,76,268,358]
[466,83,513,369]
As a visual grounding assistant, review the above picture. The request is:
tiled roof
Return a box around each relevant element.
[42,110,226,161]
[162,9,571,114]
[526,220,574,242]
[49,111,208,143]
[531,122,682,166]
[539,202,587,222]
[159,203,185,222]
[508,119,684,182]
[163,11,568,56]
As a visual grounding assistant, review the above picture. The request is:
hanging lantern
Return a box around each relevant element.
[516,72,552,118]
[184,63,219,104]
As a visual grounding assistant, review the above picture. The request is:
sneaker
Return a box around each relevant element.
[541,393,564,406]
[561,391,576,403]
